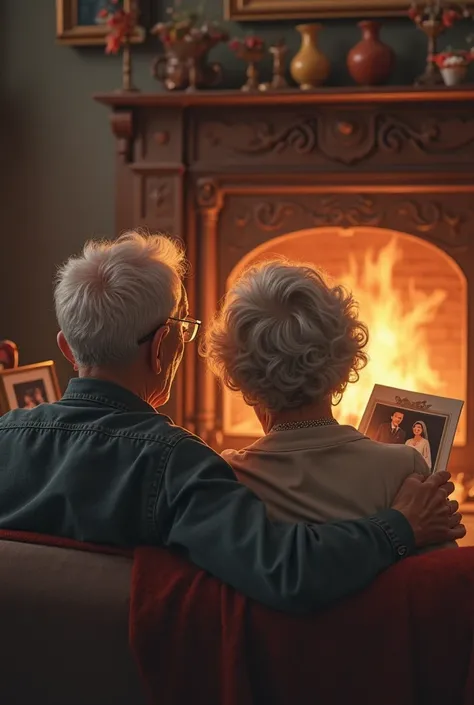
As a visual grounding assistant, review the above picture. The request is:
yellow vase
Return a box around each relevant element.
[290,24,330,90]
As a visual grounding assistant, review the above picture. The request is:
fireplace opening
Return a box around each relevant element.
[223,227,467,447]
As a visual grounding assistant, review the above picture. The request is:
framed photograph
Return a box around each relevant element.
[56,0,147,46]
[359,385,464,474]
[0,362,61,415]
[225,0,415,20]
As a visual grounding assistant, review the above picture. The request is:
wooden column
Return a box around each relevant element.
[194,178,223,446]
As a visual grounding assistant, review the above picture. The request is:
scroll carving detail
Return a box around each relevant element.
[205,113,474,165]
[235,196,468,249]
[396,201,463,243]
[311,197,382,227]
[109,111,133,161]
[236,202,297,231]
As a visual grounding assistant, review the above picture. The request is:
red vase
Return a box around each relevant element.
[347,20,394,86]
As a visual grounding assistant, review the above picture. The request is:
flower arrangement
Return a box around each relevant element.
[228,36,265,57]
[96,0,141,55]
[408,2,471,28]
[433,48,472,66]
[151,7,228,49]
[433,47,473,83]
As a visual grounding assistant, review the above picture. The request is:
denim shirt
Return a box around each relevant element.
[0,378,414,613]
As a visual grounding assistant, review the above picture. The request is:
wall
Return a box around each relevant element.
[2,0,471,388]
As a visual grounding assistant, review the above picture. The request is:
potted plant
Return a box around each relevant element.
[151,7,228,91]
[433,49,472,84]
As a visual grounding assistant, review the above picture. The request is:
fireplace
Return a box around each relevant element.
[96,86,474,478]
[224,225,467,446]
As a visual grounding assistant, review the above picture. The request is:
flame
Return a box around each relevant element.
[333,239,447,427]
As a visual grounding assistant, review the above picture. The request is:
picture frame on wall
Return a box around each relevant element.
[0,361,61,415]
[226,0,418,21]
[56,0,147,45]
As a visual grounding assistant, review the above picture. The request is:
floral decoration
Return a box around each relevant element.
[408,2,472,28]
[228,36,265,55]
[96,0,140,54]
[433,48,473,65]
[151,6,228,48]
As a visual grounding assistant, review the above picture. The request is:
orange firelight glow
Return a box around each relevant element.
[223,227,466,446]
[333,239,447,427]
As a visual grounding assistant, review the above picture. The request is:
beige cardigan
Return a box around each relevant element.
[222,425,432,525]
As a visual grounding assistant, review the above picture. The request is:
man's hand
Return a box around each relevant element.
[392,471,466,547]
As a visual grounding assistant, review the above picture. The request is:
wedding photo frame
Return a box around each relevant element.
[359,385,464,474]
[0,361,61,415]
[225,0,415,21]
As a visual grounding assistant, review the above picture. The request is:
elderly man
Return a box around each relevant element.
[0,232,464,613]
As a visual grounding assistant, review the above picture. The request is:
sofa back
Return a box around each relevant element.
[0,540,146,705]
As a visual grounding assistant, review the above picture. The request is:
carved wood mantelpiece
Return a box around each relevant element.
[95,88,474,466]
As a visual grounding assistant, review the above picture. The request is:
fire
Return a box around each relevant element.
[333,239,447,427]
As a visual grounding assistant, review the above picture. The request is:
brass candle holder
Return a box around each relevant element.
[229,37,266,92]
[269,40,289,90]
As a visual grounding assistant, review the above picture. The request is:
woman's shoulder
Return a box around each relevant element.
[357,435,423,468]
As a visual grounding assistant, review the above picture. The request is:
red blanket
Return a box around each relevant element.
[2,530,474,705]
[130,545,474,705]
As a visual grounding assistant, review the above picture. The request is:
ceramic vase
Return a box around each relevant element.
[347,21,394,86]
[290,24,330,90]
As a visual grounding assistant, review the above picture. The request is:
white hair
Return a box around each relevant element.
[202,260,369,412]
[54,230,186,367]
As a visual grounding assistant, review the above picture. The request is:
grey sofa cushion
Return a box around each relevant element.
[0,540,146,705]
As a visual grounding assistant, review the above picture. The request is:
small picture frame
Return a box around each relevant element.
[56,0,146,46]
[359,385,464,474]
[0,361,61,415]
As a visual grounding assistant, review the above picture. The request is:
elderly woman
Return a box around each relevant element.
[0,232,462,612]
[204,259,452,545]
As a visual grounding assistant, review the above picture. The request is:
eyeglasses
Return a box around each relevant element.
[137,316,202,346]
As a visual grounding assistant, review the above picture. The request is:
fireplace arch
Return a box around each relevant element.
[223,226,467,447]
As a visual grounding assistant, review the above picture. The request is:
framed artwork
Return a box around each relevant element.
[0,361,61,415]
[225,1,415,21]
[359,384,464,473]
[56,0,147,45]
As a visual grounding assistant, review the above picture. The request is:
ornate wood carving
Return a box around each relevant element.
[196,178,222,210]
[396,201,463,245]
[109,110,133,162]
[203,113,474,166]
[148,179,172,215]
[234,195,470,250]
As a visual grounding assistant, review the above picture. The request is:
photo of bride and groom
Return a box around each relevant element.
[374,410,433,470]
[359,385,464,476]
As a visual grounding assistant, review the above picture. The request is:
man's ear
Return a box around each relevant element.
[57,331,77,370]
[150,326,169,375]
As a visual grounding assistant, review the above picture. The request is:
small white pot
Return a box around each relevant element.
[440,65,468,86]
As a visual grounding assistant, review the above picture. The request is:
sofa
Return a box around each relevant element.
[0,539,145,705]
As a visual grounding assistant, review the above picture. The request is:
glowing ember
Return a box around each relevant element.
[334,239,447,427]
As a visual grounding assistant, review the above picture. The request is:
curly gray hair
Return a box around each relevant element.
[202,260,369,412]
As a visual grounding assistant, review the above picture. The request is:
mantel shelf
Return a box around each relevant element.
[94,85,474,109]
